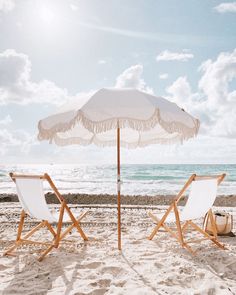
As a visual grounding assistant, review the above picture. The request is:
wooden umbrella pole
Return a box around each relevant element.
[117,125,121,250]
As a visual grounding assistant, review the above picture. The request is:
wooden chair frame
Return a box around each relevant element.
[148,174,226,254]
[4,173,88,261]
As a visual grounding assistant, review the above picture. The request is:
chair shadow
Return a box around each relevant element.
[2,243,89,295]
[171,235,236,282]
[143,227,236,294]
[190,248,236,295]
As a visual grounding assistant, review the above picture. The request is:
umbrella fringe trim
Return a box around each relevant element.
[38,108,200,145]
[77,109,200,137]
[52,134,188,148]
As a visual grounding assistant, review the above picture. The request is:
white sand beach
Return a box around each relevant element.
[1,0,236,294]
[1,203,236,295]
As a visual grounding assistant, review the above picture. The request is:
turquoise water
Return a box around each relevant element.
[0,164,235,196]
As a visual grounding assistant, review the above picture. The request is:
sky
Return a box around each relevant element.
[0,0,236,164]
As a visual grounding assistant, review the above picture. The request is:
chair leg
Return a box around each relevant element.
[4,240,23,257]
[148,214,169,240]
[45,221,57,238]
[182,221,189,233]
[4,221,46,257]
[73,221,88,241]
[4,210,26,255]
[182,241,196,254]
[65,206,88,241]
[38,245,55,262]
[54,203,65,248]
[38,210,89,261]
[16,210,25,241]
[4,206,89,261]
[148,212,182,243]
[59,211,88,241]
[148,203,175,240]
[174,203,185,247]
[189,221,226,250]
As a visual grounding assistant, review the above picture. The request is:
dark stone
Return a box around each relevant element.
[0,193,235,207]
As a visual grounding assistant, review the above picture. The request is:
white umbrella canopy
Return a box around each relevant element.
[38,88,200,249]
[38,88,199,147]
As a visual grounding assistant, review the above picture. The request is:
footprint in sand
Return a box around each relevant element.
[77,262,102,269]
[131,240,142,245]
[90,279,111,288]
[223,261,236,280]
[101,266,123,276]
[75,289,108,295]
[113,280,126,288]
[0,264,8,271]
[154,262,163,268]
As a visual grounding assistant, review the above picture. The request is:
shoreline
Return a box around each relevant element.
[1,192,236,207]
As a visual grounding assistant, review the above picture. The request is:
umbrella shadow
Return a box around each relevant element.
[121,252,163,295]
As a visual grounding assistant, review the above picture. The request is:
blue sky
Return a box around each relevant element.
[0,0,236,164]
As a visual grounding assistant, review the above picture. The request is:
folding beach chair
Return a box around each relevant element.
[4,173,88,261]
[148,174,226,253]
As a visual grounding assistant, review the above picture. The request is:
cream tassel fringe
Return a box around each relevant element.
[38,108,200,148]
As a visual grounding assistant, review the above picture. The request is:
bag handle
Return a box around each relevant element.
[203,212,209,231]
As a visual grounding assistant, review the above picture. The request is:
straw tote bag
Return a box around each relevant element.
[203,211,233,236]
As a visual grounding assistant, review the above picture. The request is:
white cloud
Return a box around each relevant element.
[16,22,22,28]
[0,128,36,156]
[159,73,169,80]
[0,114,12,125]
[70,3,78,11]
[167,49,236,138]
[198,49,236,107]
[214,2,236,13]
[0,49,69,106]
[115,64,153,93]
[166,76,193,109]
[197,49,236,137]
[0,129,19,149]
[98,59,107,65]
[156,50,194,62]
[0,0,15,12]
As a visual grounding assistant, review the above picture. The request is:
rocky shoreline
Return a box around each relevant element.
[0,193,236,207]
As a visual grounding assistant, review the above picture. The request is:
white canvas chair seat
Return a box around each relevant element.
[180,179,217,221]
[15,178,73,223]
[4,173,89,261]
[148,174,226,253]
[15,178,56,222]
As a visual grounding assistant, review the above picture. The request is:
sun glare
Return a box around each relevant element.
[40,7,55,25]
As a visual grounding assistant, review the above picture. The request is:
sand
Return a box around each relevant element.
[1,202,236,294]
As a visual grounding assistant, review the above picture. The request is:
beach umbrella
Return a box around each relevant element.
[38,88,200,250]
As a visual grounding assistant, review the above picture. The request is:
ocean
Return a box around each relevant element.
[0,164,235,196]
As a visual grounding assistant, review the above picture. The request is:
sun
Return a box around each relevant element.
[40,6,55,25]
